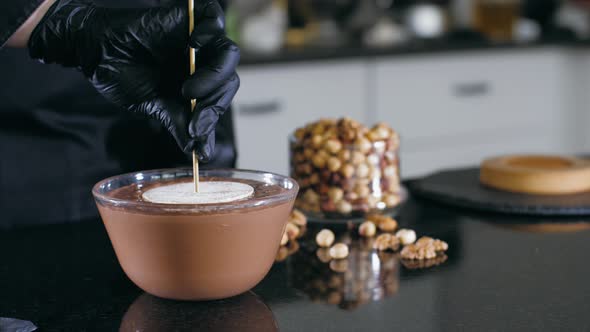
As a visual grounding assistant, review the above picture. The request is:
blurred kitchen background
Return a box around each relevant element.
[228,0,590,178]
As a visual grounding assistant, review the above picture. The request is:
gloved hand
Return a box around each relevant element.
[28,0,240,162]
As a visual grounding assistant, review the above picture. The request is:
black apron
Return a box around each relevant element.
[0,0,236,227]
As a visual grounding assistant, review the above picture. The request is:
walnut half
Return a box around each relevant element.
[400,236,448,260]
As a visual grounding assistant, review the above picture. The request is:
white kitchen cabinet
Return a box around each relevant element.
[374,48,573,178]
[234,47,588,179]
[234,61,368,175]
[567,49,590,154]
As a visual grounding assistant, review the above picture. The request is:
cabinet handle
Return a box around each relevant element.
[238,100,282,115]
[453,81,490,98]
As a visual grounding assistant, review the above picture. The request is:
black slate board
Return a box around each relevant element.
[406,167,590,216]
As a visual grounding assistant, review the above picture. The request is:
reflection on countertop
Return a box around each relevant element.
[280,221,452,311]
[120,292,278,332]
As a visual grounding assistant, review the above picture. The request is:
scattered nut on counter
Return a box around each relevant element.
[400,236,448,260]
[276,209,308,262]
[395,229,417,245]
[291,118,401,217]
[358,221,377,237]
[378,218,398,232]
[275,246,289,262]
[329,243,350,260]
[285,222,300,240]
[367,214,398,233]
[280,232,289,246]
[289,209,307,227]
[316,229,336,248]
[373,233,401,252]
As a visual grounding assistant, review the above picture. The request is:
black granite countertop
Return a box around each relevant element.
[240,39,590,66]
[1,195,590,332]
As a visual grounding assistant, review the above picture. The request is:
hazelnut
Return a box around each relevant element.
[297,177,309,188]
[303,148,314,159]
[340,164,354,178]
[285,222,300,240]
[384,194,401,207]
[336,200,352,214]
[384,151,397,162]
[309,173,320,185]
[327,187,344,202]
[311,124,325,136]
[294,128,306,141]
[340,178,354,191]
[324,139,343,154]
[354,184,371,198]
[322,128,337,141]
[358,221,377,237]
[303,189,320,204]
[339,128,357,142]
[311,135,323,148]
[383,165,397,178]
[356,163,370,178]
[395,229,416,245]
[312,154,327,168]
[366,213,387,224]
[330,173,342,184]
[385,179,401,193]
[367,154,380,165]
[329,243,349,259]
[367,196,379,209]
[316,248,332,263]
[378,217,398,232]
[293,152,306,163]
[321,200,336,212]
[345,191,359,202]
[287,240,300,255]
[350,151,365,165]
[296,163,312,175]
[354,138,372,153]
[327,157,342,172]
[289,209,307,227]
[275,246,289,262]
[368,124,391,141]
[316,229,335,248]
[338,149,351,162]
[280,232,289,246]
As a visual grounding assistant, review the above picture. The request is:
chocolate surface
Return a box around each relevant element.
[109,177,286,204]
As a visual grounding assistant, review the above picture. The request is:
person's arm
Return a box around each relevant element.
[6,0,56,47]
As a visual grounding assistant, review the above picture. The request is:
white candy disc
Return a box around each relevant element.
[142,181,254,204]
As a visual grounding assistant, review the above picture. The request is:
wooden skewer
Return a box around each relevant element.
[188,0,199,193]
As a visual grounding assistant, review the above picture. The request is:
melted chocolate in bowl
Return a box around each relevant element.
[93,169,298,301]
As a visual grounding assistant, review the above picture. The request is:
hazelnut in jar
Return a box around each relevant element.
[290,118,402,219]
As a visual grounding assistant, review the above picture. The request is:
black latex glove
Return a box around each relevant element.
[28,0,240,162]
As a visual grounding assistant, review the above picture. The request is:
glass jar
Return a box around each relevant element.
[290,118,403,220]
